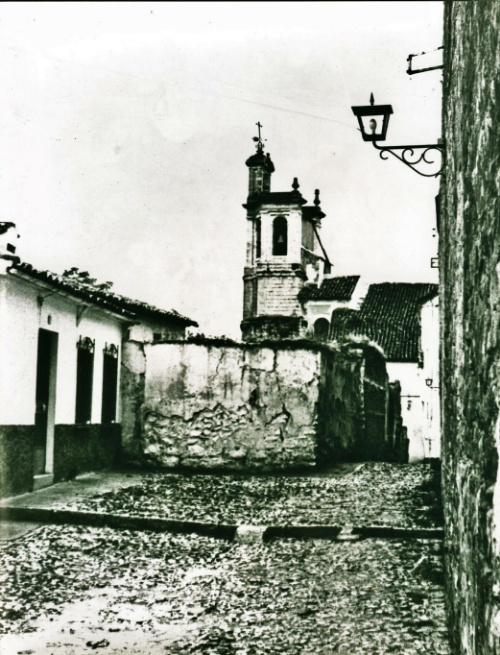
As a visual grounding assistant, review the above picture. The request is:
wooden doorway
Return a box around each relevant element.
[34,328,58,475]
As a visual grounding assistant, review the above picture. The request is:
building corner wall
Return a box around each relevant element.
[120,340,147,461]
[441,2,500,653]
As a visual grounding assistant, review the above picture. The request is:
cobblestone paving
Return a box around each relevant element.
[67,463,443,529]
[0,525,449,654]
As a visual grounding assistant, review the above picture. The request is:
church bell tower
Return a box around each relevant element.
[241,125,330,341]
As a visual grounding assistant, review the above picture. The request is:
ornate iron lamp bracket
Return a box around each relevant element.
[371,141,443,178]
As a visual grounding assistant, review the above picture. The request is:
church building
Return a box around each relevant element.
[240,131,440,461]
[241,127,332,341]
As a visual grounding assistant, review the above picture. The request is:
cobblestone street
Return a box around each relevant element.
[64,462,443,529]
[0,463,450,654]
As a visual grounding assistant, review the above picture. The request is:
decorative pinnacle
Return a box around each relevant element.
[314,189,320,206]
[252,121,266,153]
[292,177,300,191]
[370,92,375,106]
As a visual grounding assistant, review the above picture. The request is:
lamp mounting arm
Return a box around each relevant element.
[372,141,443,178]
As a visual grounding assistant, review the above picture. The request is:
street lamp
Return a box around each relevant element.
[351,93,393,142]
[351,93,443,178]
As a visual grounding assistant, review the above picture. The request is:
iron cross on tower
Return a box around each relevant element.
[253,122,265,152]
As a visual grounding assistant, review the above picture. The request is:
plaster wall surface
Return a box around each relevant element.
[120,341,146,459]
[258,207,303,263]
[420,297,441,459]
[128,320,185,344]
[387,362,426,462]
[140,343,321,470]
[0,275,38,426]
[127,340,400,470]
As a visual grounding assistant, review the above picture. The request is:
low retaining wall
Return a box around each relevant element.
[122,339,402,471]
[138,342,321,470]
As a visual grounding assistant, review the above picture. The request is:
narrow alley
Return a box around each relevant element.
[0,463,449,655]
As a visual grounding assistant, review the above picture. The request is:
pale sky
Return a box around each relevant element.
[0,2,443,338]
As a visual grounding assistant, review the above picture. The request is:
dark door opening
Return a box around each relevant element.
[34,329,58,475]
[101,345,119,423]
[362,350,388,460]
[75,337,95,424]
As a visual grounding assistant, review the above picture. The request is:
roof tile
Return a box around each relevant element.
[11,262,198,327]
[299,276,360,301]
[330,282,438,362]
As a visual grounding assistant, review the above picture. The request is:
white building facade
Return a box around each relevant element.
[0,223,197,497]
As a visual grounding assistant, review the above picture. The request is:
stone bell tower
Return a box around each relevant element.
[241,125,330,341]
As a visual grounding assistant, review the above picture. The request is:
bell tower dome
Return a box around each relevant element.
[241,126,331,342]
[245,122,275,198]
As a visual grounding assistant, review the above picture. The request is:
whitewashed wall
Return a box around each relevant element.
[420,296,440,458]
[0,271,125,426]
[389,298,440,462]
[386,362,426,462]
[259,206,303,263]
[303,278,369,332]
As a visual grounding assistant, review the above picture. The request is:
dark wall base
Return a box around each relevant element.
[53,424,122,482]
[0,425,35,498]
[0,424,122,499]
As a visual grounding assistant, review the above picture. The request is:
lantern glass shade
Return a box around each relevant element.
[351,100,393,142]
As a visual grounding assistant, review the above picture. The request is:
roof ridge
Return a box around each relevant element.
[11,261,198,327]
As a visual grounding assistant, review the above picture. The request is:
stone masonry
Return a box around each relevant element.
[121,339,402,471]
[440,2,500,653]
[133,341,321,471]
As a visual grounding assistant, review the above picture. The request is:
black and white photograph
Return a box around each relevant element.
[0,1,496,653]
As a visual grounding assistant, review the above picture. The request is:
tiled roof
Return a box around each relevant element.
[299,276,360,302]
[11,262,198,327]
[330,282,438,362]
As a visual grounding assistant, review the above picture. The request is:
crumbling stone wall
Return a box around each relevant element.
[316,342,404,463]
[362,346,389,460]
[441,2,500,653]
[316,345,364,463]
[122,339,402,471]
[137,342,321,470]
